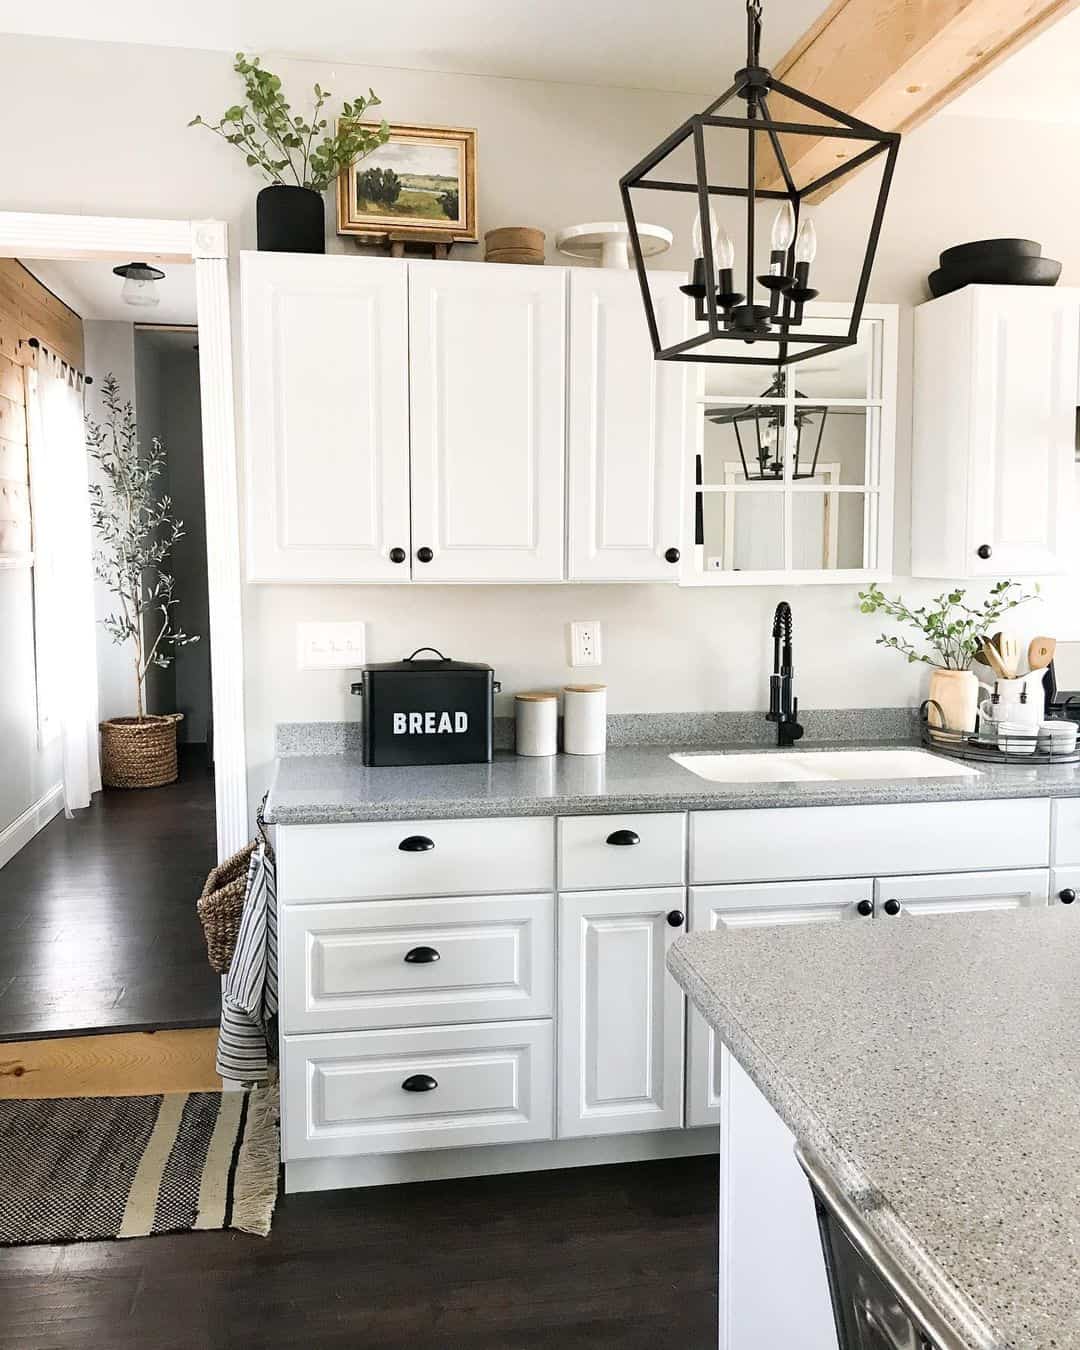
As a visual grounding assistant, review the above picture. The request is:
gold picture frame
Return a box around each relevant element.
[337,122,478,244]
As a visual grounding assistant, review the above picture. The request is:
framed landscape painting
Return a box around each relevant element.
[337,123,478,243]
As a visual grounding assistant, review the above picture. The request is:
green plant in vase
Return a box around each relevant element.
[857,580,1038,733]
[190,54,389,251]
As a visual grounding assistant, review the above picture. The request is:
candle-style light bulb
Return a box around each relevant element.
[715,224,735,270]
[771,202,796,253]
[794,217,818,265]
[691,207,718,262]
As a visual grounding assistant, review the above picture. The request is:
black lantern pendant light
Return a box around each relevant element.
[620,0,899,367]
[706,370,828,481]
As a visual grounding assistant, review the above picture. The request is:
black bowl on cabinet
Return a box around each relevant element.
[938,237,1042,268]
[928,254,1062,299]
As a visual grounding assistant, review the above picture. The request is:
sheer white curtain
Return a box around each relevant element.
[25,353,101,814]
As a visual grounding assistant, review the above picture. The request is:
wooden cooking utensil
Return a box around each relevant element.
[997,633,1021,678]
[1028,636,1057,671]
[979,639,1010,681]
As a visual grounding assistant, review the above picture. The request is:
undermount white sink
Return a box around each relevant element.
[669,748,980,784]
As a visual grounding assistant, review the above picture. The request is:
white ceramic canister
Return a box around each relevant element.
[515,691,558,757]
[563,684,607,756]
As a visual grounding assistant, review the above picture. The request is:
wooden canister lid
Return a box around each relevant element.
[515,690,558,701]
[564,684,607,693]
[485,226,545,252]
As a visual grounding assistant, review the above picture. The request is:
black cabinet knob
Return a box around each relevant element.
[1061,889,1077,905]
[404,946,441,963]
[606,829,640,847]
[977,544,992,560]
[399,835,435,852]
[416,546,434,563]
[856,898,874,917]
[664,547,681,564]
[883,898,902,916]
[389,546,407,564]
[401,1074,438,1092]
[666,910,685,927]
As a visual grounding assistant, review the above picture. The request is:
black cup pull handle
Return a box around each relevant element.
[404,946,441,964]
[399,835,435,853]
[402,1074,438,1093]
[606,829,641,846]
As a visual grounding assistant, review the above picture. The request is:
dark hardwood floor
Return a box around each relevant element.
[0,1156,718,1350]
[0,747,219,1040]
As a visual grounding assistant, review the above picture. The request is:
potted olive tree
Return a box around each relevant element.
[858,580,1036,732]
[88,375,199,788]
[190,54,389,252]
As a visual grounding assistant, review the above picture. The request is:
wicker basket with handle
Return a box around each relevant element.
[197,840,257,975]
[99,713,183,789]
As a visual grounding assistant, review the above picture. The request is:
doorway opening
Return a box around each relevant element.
[0,255,219,1039]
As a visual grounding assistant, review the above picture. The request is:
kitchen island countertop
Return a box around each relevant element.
[265,740,1080,824]
[668,908,1080,1350]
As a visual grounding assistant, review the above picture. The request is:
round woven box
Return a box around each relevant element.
[99,713,183,789]
[485,226,545,264]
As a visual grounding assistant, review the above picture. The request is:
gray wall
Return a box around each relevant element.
[133,332,208,740]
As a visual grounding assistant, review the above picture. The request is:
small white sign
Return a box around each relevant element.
[296,621,367,670]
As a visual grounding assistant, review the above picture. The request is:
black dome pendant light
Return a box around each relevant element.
[620,0,899,368]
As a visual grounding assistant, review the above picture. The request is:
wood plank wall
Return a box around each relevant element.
[0,261,83,554]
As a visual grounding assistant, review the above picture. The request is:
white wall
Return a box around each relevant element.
[3,34,1078,783]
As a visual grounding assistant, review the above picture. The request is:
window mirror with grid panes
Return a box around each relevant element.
[681,304,897,586]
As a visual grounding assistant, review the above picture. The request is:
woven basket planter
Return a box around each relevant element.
[99,713,183,789]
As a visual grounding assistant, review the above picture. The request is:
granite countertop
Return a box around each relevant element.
[264,740,1080,824]
[668,909,1080,1350]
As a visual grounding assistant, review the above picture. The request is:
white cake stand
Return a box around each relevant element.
[554,221,673,270]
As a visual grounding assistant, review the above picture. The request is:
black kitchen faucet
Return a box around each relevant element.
[766,601,804,747]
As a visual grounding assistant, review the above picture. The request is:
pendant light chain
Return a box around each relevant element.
[746,0,763,69]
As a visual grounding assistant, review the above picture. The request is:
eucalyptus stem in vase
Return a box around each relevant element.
[857,580,1038,733]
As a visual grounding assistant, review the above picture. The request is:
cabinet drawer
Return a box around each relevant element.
[557,813,685,890]
[281,1020,554,1158]
[874,869,1048,916]
[277,816,554,901]
[1053,800,1080,866]
[691,799,1050,884]
[281,893,554,1033]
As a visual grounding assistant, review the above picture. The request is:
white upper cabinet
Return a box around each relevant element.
[408,261,567,582]
[912,286,1079,578]
[242,253,411,583]
[567,271,687,581]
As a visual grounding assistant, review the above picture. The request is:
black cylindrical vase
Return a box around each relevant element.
[256,185,325,254]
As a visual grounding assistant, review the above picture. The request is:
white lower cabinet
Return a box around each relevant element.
[557,887,686,1139]
[874,868,1048,917]
[719,1047,838,1350]
[281,892,554,1033]
[282,1020,554,1159]
[686,880,873,1130]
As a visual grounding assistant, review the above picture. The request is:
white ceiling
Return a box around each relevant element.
[21,258,197,325]
[0,0,829,94]
[945,7,1080,123]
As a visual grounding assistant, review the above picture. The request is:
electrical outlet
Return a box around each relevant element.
[297,621,366,670]
[570,621,602,667]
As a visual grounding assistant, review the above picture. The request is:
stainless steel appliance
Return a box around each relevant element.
[797,1145,966,1350]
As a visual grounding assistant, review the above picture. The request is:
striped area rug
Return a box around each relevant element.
[0,1083,278,1244]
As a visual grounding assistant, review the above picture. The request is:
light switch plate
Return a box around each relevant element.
[297,621,367,670]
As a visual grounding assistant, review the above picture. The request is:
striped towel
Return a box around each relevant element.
[216,842,278,1083]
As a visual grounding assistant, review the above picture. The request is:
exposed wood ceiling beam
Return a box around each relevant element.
[760,0,1080,199]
